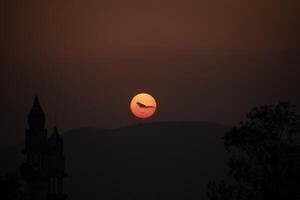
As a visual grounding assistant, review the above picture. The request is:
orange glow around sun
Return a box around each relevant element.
[130,93,157,119]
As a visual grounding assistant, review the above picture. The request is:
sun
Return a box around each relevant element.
[130,93,157,119]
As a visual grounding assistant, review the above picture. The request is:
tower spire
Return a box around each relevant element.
[50,126,62,143]
[28,96,46,130]
[33,96,40,106]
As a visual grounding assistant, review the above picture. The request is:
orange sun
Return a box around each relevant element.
[130,93,157,119]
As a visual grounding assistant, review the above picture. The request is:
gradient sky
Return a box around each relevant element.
[0,0,299,145]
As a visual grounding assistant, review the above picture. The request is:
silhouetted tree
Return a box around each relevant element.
[207,102,300,200]
[0,173,27,200]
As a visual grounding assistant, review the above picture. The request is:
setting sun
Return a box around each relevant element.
[130,93,157,119]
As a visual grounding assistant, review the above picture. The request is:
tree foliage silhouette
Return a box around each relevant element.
[0,173,27,200]
[207,102,300,200]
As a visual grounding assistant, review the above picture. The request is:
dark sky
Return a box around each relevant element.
[0,0,299,145]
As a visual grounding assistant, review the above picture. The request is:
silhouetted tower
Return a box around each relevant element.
[25,96,48,166]
[47,127,67,200]
[23,96,67,200]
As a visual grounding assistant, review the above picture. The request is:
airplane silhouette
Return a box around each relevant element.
[137,102,155,108]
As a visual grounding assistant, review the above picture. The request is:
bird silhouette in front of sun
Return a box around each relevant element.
[137,102,155,109]
[130,93,157,119]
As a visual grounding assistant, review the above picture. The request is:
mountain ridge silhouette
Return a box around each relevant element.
[0,121,230,200]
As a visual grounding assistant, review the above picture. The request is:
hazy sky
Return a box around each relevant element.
[0,0,299,145]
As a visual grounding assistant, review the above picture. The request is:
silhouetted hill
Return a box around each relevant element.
[0,121,229,200]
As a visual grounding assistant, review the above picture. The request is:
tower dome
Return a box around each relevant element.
[28,96,46,130]
[49,126,63,148]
